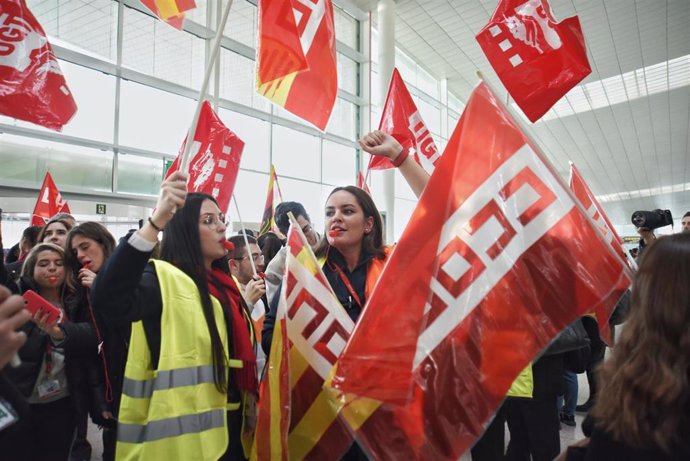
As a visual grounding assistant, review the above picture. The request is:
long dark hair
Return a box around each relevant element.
[592,233,690,452]
[160,192,227,393]
[37,218,73,243]
[65,222,116,275]
[314,185,386,260]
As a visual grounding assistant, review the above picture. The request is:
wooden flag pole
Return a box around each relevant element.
[232,193,258,277]
[180,0,235,173]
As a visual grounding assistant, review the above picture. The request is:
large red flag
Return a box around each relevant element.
[327,82,632,460]
[139,0,195,29]
[31,172,70,226]
[369,68,441,171]
[476,0,591,122]
[0,0,77,131]
[164,101,243,214]
[256,0,337,131]
[253,219,359,460]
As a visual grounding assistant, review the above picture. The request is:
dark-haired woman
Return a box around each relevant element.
[66,222,117,460]
[92,171,257,461]
[37,217,73,248]
[0,243,100,461]
[560,233,690,461]
[261,131,428,459]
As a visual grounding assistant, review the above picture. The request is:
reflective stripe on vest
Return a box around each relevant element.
[116,260,230,461]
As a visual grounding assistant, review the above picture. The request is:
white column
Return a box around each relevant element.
[378,0,396,243]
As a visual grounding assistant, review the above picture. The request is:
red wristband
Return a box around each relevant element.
[391,148,409,167]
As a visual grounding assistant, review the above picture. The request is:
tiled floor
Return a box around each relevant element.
[85,374,592,460]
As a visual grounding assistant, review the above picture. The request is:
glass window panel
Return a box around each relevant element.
[119,80,196,154]
[334,7,357,50]
[218,109,270,173]
[0,134,112,192]
[448,92,464,114]
[394,168,417,201]
[371,70,382,107]
[322,140,356,186]
[273,105,314,129]
[416,66,439,99]
[122,7,205,89]
[337,53,358,94]
[271,126,320,182]
[183,0,208,25]
[116,154,164,196]
[0,60,115,144]
[231,170,269,229]
[326,98,356,139]
[28,0,117,61]
[417,98,441,136]
[395,49,417,87]
[219,49,271,112]
[394,198,416,241]
[223,0,256,48]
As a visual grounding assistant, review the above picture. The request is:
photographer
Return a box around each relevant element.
[631,209,672,260]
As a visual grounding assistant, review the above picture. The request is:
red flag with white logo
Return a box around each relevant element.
[327,82,631,459]
[369,68,441,171]
[164,101,244,214]
[0,0,77,131]
[31,172,70,226]
[256,0,337,131]
[476,0,591,122]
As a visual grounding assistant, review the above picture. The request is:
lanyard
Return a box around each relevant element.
[329,262,363,311]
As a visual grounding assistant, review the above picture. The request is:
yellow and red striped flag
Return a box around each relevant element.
[140,0,195,29]
[253,218,359,459]
[258,165,283,236]
[256,0,337,130]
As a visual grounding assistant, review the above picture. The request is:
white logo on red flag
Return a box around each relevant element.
[165,101,243,214]
[0,0,77,131]
[476,0,591,122]
[417,144,573,366]
[370,68,440,171]
[31,172,70,226]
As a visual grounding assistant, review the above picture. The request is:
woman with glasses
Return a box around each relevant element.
[261,131,429,460]
[91,172,257,461]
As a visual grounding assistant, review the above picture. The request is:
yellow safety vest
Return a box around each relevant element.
[506,364,534,398]
[116,260,241,461]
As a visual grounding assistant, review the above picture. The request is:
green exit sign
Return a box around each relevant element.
[96,204,106,215]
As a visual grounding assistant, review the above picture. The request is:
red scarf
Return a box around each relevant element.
[207,268,258,395]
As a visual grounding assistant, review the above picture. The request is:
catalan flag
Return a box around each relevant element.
[258,165,283,236]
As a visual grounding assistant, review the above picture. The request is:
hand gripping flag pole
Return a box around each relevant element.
[179,0,234,173]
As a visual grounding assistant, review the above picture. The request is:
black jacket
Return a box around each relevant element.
[3,278,108,422]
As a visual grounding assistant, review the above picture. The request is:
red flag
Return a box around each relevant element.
[356,171,371,195]
[327,82,631,459]
[253,220,358,460]
[31,172,70,226]
[369,68,441,171]
[258,165,282,236]
[476,0,591,122]
[256,0,337,131]
[0,0,77,131]
[165,101,243,214]
[139,0,195,29]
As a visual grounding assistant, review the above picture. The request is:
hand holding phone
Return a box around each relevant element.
[22,290,63,327]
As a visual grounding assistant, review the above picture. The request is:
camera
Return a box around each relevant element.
[631,209,673,230]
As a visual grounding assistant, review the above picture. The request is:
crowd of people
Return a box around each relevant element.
[0,131,689,460]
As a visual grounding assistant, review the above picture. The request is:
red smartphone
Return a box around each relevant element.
[22,290,63,325]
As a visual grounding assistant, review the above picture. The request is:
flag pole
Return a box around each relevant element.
[180,0,235,173]
[232,194,258,276]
